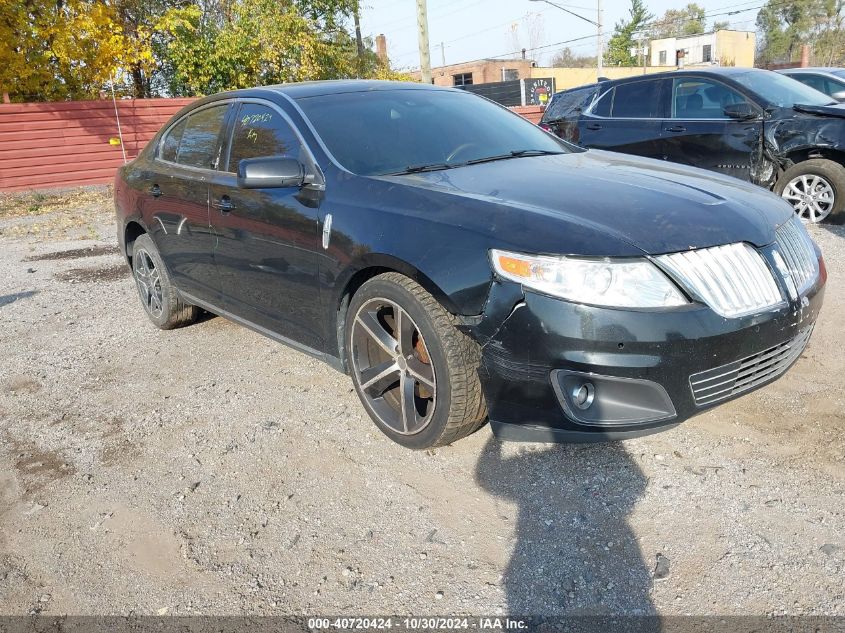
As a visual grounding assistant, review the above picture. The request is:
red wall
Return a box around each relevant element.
[0,98,194,192]
[0,99,544,192]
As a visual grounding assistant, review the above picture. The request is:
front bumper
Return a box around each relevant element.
[471,261,825,442]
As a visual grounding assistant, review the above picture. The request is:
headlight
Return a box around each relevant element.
[490,249,688,308]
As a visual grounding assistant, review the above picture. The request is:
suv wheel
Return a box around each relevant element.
[346,272,487,449]
[131,234,198,329]
[775,159,845,224]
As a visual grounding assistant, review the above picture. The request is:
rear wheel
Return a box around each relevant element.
[775,159,845,224]
[346,273,486,449]
[131,234,198,329]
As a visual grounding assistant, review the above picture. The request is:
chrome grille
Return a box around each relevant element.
[775,217,819,295]
[655,243,783,318]
[689,327,813,406]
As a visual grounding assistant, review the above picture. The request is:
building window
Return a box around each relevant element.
[503,68,519,81]
[659,50,667,65]
[453,73,473,87]
[703,44,712,63]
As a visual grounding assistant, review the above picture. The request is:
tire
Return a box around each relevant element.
[131,233,198,329]
[345,272,487,449]
[775,159,845,224]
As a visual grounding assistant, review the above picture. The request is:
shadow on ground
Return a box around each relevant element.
[475,436,655,616]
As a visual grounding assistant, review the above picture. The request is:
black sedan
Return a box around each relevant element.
[541,68,845,224]
[115,81,825,449]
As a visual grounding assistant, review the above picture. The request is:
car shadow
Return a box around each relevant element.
[474,436,656,618]
[0,290,37,308]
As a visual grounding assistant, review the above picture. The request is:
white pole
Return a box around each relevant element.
[417,0,432,83]
[597,0,603,79]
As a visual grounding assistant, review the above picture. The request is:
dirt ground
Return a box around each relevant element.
[0,188,843,617]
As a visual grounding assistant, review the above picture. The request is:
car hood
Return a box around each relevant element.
[792,103,845,118]
[379,150,792,256]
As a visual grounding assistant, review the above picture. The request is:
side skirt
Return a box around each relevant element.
[179,291,346,374]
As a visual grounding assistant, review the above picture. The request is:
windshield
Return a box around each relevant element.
[296,88,571,176]
[731,70,836,108]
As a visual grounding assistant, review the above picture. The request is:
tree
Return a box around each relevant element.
[0,0,129,101]
[605,0,653,66]
[755,0,845,66]
[650,3,706,40]
[550,47,597,68]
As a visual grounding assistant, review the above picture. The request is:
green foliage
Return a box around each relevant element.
[550,47,597,68]
[650,3,706,40]
[755,0,845,66]
[605,0,653,67]
[1,0,410,101]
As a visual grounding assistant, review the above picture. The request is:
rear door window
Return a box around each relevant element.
[609,79,664,118]
[226,103,303,173]
[176,104,229,169]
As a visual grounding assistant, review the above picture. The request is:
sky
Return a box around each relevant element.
[358,0,765,70]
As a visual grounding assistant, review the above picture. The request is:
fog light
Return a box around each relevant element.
[552,370,677,427]
[571,382,595,410]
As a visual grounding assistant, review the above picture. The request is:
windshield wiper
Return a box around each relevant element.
[386,163,455,175]
[462,149,565,166]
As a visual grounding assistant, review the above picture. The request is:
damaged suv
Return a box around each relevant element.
[541,68,845,224]
[116,81,825,449]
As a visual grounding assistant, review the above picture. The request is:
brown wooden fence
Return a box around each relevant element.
[0,99,544,193]
[0,98,194,192]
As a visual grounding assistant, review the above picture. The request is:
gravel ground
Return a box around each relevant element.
[0,188,843,617]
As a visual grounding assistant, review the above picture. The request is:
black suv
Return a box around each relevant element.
[541,68,845,224]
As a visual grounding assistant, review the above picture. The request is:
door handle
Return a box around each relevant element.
[586,123,602,131]
[150,184,162,197]
[664,125,687,133]
[213,196,234,213]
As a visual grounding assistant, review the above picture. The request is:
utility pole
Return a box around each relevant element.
[440,41,446,68]
[353,1,364,76]
[417,0,432,83]
[596,0,603,78]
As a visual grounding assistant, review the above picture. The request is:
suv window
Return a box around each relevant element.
[672,79,746,119]
[227,103,302,173]
[176,104,229,169]
[544,87,597,122]
[160,117,187,162]
[591,89,612,117]
[610,80,663,118]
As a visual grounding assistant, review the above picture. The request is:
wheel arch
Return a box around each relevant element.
[123,220,147,265]
[332,254,466,372]
[780,147,845,170]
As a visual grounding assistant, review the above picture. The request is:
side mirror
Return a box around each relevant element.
[238,157,305,189]
[723,102,758,120]
[831,90,845,102]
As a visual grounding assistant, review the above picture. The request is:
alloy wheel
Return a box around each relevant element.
[351,298,437,435]
[781,174,835,223]
[133,248,164,319]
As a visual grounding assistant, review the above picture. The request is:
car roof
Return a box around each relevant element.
[260,80,454,99]
[553,67,765,96]
[778,67,845,75]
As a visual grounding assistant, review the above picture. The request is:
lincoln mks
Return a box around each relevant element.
[115,81,826,449]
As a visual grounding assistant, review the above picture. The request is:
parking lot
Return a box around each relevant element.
[0,188,843,617]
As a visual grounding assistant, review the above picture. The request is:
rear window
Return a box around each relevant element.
[543,87,597,121]
[160,118,186,162]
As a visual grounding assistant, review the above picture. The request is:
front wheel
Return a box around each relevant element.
[775,159,845,224]
[346,273,486,449]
